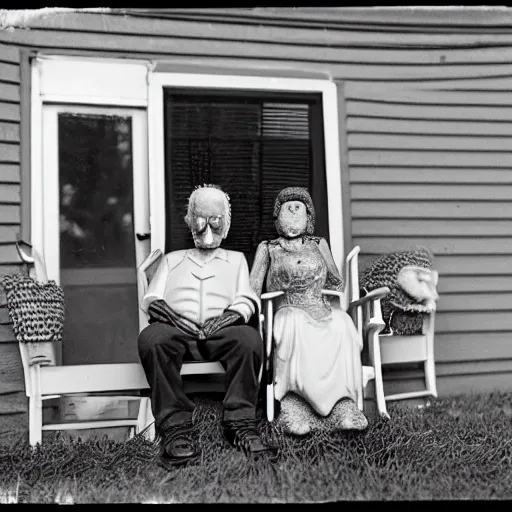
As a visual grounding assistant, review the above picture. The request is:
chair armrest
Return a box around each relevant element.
[366,315,386,333]
[363,286,390,302]
[138,249,162,273]
[321,289,344,299]
[15,240,35,264]
[261,291,285,301]
[347,286,390,312]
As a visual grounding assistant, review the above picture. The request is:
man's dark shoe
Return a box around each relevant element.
[222,418,279,459]
[158,422,201,468]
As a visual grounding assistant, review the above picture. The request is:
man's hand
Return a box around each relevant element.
[148,299,201,337]
[199,311,244,340]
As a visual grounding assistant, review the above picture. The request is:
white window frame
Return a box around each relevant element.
[147,73,345,272]
[30,56,151,284]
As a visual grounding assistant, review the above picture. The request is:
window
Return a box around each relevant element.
[164,91,329,265]
[148,72,344,270]
[58,113,135,270]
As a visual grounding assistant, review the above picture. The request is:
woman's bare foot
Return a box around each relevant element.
[328,398,368,431]
[277,393,312,436]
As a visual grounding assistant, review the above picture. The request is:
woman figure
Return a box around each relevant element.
[250,187,367,435]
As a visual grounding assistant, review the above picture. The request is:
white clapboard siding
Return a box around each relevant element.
[438,276,512,294]
[0,122,19,143]
[435,332,512,363]
[0,184,20,204]
[351,184,512,201]
[352,237,512,255]
[360,254,512,277]
[384,372,512,398]
[0,47,21,276]
[353,219,512,237]
[353,201,512,219]
[348,81,512,398]
[0,164,20,184]
[349,134,512,153]
[351,167,512,184]
[348,118,512,137]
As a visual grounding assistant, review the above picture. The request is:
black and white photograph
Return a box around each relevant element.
[0,6,510,504]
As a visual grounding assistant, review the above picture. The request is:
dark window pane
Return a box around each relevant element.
[164,92,328,266]
[57,113,139,365]
[58,113,135,269]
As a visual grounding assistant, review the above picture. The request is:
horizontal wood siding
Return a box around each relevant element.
[0,11,509,428]
[0,42,26,433]
[346,80,512,396]
[0,42,21,271]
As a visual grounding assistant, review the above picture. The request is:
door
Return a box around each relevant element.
[41,105,149,365]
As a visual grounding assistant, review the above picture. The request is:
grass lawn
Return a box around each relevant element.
[0,391,511,503]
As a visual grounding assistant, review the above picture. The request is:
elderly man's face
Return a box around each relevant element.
[189,188,227,250]
[276,200,308,239]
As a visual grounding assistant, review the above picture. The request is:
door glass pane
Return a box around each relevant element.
[58,113,139,365]
[164,91,329,266]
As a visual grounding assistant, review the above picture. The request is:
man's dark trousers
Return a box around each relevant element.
[138,322,262,433]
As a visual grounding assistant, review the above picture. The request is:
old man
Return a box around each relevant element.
[138,184,275,468]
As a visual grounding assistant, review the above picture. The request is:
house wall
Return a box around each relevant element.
[0,9,511,429]
[345,82,512,397]
[0,41,27,432]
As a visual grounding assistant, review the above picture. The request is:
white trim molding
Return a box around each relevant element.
[30,58,44,270]
[147,72,345,271]
[36,55,149,107]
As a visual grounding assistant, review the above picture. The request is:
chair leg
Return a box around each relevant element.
[136,397,148,435]
[357,376,364,412]
[28,397,42,447]
[369,333,390,420]
[373,363,390,420]
[423,312,438,398]
[144,399,156,441]
[136,397,156,441]
[424,358,438,398]
[266,384,275,422]
[29,365,43,447]
[29,396,43,447]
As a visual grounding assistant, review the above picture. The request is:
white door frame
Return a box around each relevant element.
[147,73,345,272]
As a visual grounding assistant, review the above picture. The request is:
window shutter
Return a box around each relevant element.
[260,102,311,248]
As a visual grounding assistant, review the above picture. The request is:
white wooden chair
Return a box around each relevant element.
[14,242,152,447]
[370,280,438,404]
[344,246,391,419]
[262,245,391,422]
